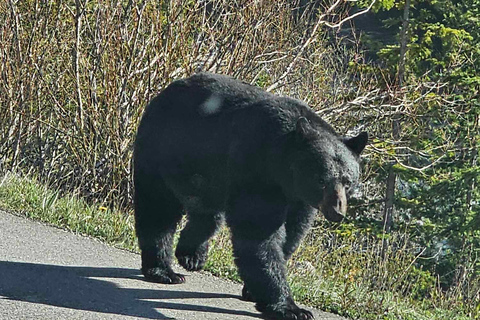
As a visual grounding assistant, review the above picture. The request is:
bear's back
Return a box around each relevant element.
[152,73,273,118]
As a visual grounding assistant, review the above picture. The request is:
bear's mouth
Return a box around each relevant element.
[321,205,345,223]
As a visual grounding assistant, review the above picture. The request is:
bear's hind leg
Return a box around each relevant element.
[175,212,223,271]
[134,172,185,284]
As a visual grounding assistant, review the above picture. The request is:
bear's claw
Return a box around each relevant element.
[142,267,186,284]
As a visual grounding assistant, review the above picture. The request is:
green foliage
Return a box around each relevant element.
[368,0,480,83]
[353,0,480,298]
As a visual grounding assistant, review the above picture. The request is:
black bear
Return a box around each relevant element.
[133,73,367,320]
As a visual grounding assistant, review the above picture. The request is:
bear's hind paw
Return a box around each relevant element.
[142,267,186,284]
[257,302,314,320]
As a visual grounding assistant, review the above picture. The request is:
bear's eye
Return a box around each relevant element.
[341,176,352,190]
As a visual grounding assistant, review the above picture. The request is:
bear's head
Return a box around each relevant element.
[290,117,368,222]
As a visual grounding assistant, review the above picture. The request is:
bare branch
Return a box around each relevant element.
[267,0,376,92]
[325,0,377,29]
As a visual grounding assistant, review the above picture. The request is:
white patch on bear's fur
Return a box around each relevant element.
[200,94,223,115]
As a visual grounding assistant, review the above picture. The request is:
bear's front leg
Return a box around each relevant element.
[231,225,314,320]
[283,203,316,261]
[228,189,314,320]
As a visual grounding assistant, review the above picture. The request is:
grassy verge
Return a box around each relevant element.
[0,173,475,320]
[0,173,138,252]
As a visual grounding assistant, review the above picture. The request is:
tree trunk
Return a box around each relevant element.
[382,166,396,233]
[383,0,410,233]
[397,0,410,87]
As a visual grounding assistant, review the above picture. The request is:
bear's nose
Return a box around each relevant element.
[337,198,344,212]
[334,184,347,214]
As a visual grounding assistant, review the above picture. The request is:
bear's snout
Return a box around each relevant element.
[321,184,347,223]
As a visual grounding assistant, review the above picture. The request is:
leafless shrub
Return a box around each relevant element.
[0,0,369,207]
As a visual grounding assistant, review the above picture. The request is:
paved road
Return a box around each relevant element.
[0,210,346,320]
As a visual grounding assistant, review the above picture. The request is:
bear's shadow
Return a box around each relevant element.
[0,261,261,319]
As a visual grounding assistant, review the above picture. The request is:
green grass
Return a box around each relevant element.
[0,172,476,320]
[0,173,138,252]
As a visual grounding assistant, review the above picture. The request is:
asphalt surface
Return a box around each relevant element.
[0,210,346,320]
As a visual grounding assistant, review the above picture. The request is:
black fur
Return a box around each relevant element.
[133,73,367,320]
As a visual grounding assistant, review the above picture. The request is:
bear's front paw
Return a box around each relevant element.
[175,246,207,271]
[256,301,314,320]
[142,267,186,284]
[176,252,207,271]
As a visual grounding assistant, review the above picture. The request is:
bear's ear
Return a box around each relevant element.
[295,117,315,139]
[344,132,368,155]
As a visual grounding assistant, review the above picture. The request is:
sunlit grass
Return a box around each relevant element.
[0,173,138,252]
